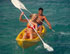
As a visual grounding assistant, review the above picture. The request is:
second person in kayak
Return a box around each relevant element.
[19,12,38,39]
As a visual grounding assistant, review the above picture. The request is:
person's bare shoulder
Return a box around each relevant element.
[43,15,46,18]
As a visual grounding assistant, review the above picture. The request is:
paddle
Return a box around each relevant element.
[13,0,55,33]
[11,0,54,51]
[12,0,55,33]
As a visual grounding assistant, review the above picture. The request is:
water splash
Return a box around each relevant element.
[60,32,70,35]
[35,45,42,50]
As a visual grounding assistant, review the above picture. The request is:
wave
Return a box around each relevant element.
[60,32,70,35]
[35,45,42,50]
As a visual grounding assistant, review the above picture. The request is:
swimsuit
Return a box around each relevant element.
[27,25,35,29]
[37,17,44,27]
[37,24,41,27]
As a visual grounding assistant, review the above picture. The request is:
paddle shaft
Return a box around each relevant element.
[20,11,54,51]
[20,9,54,52]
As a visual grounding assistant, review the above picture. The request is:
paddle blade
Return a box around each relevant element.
[43,43,54,51]
[11,0,27,10]
[18,0,27,10]
[11,0,20,9]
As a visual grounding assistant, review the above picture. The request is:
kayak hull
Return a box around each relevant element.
[16,25,46,49]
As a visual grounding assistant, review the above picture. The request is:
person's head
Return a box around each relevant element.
[31,14,38,22]
[38,8,43,15]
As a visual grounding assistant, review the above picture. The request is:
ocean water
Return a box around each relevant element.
[0,0,70,54]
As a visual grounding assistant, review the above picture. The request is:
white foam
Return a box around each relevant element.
[60,32,70,35]
[35,45,42,50]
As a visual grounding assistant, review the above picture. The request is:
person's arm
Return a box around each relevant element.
[44,16,52,29]
[35,23,37,31]
[19,12,28,22]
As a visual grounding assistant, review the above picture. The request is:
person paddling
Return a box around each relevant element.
[36,8,52,33]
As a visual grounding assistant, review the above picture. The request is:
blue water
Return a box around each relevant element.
[0,0,70,54]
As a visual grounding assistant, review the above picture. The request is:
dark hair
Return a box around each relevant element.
[38,8,43,11]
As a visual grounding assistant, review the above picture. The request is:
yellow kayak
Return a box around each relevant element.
[16,25,46,49]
